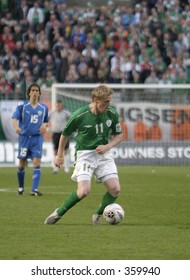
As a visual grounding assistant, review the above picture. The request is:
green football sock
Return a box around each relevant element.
[96,192,117,215]
[57,191,81,216]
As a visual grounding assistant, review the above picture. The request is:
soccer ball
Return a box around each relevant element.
[103,203,125,225]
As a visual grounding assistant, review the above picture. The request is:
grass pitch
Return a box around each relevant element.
[0,166,190,260]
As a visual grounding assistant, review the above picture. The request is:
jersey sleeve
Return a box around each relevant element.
[62,113,77,136]
[12,102,24,120]
[43,104,49,123]
[62,108,81,136]
[110,107,122,135]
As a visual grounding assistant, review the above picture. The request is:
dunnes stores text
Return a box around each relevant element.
[0,142,190,166]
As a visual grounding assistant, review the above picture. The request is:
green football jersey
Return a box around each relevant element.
[63,105,122,151]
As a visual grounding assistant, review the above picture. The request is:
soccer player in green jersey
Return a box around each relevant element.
[44,85,123,224]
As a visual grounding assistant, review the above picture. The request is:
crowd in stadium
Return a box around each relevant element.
[0,0,190,99]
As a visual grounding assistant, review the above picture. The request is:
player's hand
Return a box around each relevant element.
[54,156,63,168]
[15,127,21,134]
[96,144,110,154]
[39,124,47,134]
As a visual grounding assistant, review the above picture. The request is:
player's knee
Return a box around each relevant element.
[78,189,90,199]
[105,178,120,196]
[108,183,120,197]
[19,161,26,170]
[112,186,120,196]
[77,186,91,199]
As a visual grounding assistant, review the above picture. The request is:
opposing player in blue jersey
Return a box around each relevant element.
[44,85,123,224]
[12,83,49,196]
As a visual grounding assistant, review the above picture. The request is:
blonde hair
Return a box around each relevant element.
[92,85,113,100]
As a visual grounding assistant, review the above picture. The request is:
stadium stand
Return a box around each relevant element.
[0,0,190,99]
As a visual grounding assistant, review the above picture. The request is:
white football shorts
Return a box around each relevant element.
[71,150,118,183]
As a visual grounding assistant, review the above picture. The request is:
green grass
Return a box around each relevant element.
[0,166,190,260]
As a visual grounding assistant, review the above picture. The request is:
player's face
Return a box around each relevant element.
[56,102,63,112]
[95,96,112,114]
[28,86,40,101]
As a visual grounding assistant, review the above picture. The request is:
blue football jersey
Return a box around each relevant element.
[12,101,48,136]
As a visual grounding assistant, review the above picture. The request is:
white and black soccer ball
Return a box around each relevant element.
[103,203,125,225]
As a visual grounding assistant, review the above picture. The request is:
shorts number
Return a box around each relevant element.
[20,148,27,157]
[83,163,91,172]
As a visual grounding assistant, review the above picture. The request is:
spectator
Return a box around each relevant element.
[174,69,187,84]
[65,71,78,83]
[0,75,13,99]
[1,44,18,71]
[70,34,84,52]
[147,120,162,140]
[86,67,97,83]
[133,116,148,142]
[70,25,86,49]
[48,99,71,174]
[121,6,137,30]
[43,2,59,26]
[44,13,61,45]
[36,30,49,53]
[42,54,56,76]
[144,70,159,101]
[1,29,16,51]
[24,38,39,59]
[171,118,185,140]
[27,1,44,33]
[82,42,98,60]
[57,49,69,82]
[120,116,128,141]
[144,70,159,84]
[20,0,29,20]
[6,59,20,89]
[134,4,143,24]
[0,0,9,16]
[140,55,153,82]
[42,70,57,88]
[183,120,190,140]
[13,41,23,60]
[96,68,107,83]
[0,11,17,28]
[0,64,4,77]
[77,63,88,83]
[0,1,190,100]
[30,54,43,82]
[131,71,141,84]
[158,71,173,101]
[159,71,173,85]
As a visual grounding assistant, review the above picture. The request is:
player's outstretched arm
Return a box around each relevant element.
[55,135,69,168]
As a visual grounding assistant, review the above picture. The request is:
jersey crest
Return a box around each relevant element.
[106,120,112,127]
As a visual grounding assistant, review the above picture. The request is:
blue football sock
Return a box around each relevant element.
[17,168,25,189]
[31,167,41,192]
